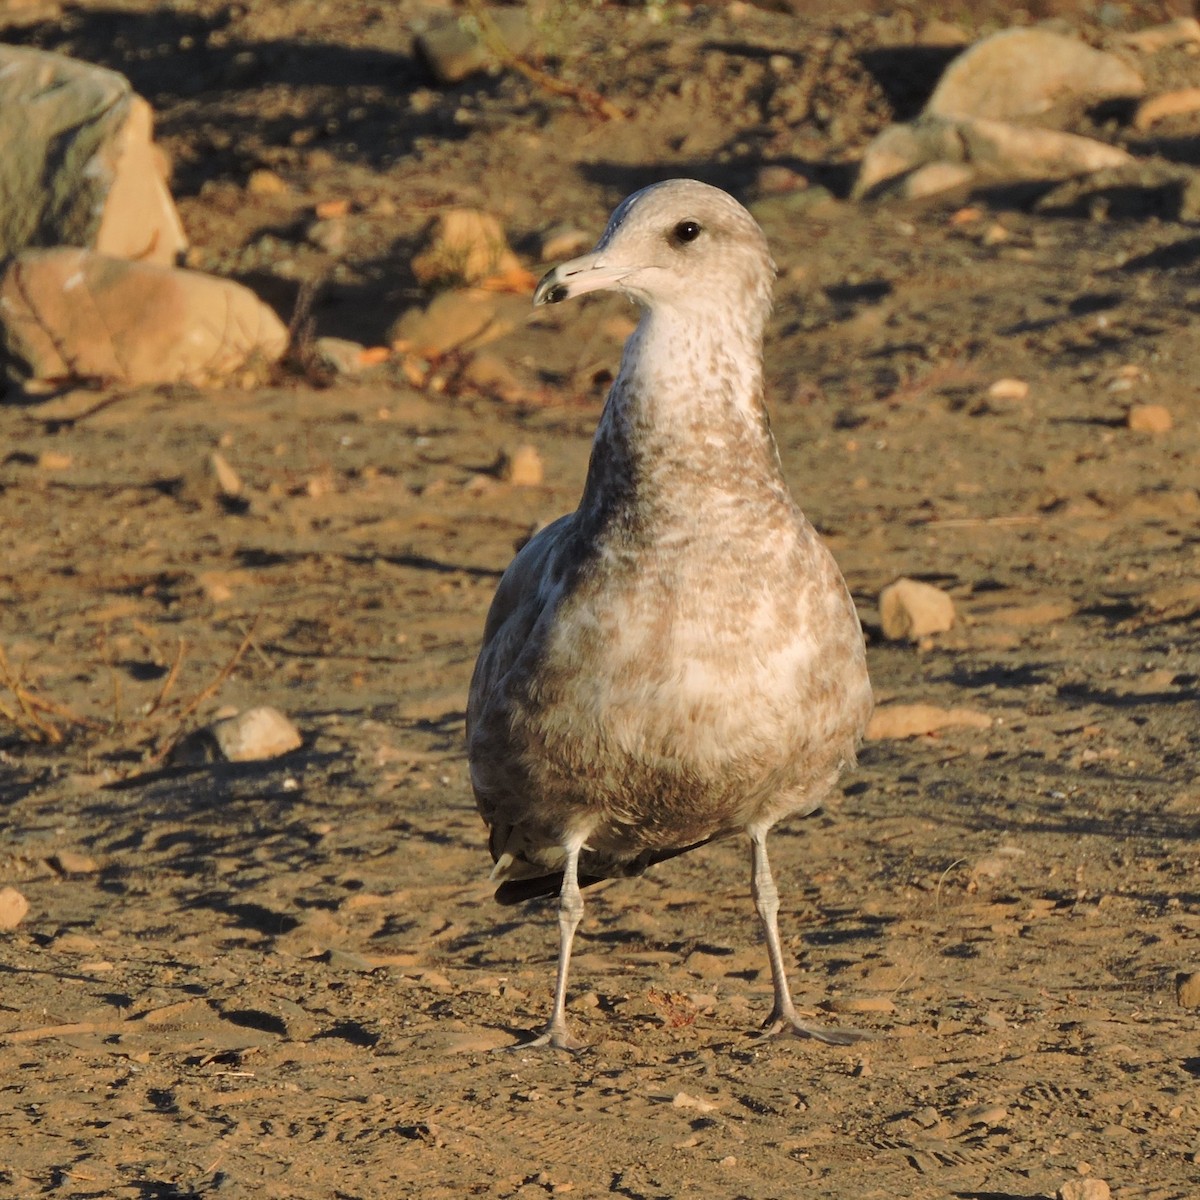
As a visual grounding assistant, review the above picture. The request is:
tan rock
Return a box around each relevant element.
[926,29,1143,122]
[415,7,532,85]
[957,118,1132,181]
[1121,17,1200,55]
[879,578,956,641]
[0,886,29,930]
[314,337,383,375]
[917,19,970,48]
[389,288,523,358]
[51,850,99,875]
[1133,88,1200,131]
[855,115,1131,199]
[208,706,302,762]
[411,209,523,289]
[0,46,186,265]
[988,377,1029,402]
[1058,1180,1111,1200]
[459,351,527,403]
[0,248,288,390]
[898,161,975,199]
[1127,403,1172,433]
[246,168,288,196]
[854,119,964,199]
[866,703,991,740]
[209,451,242,498]
[498,444,544,487]
[1176,971,1200,1008]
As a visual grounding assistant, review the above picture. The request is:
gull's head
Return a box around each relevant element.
[534,179,775,331]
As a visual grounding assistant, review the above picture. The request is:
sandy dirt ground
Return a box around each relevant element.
[1,2,1198,1198]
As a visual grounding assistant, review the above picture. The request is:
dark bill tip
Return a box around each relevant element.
[534,268,569,306]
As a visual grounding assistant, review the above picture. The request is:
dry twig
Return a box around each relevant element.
[465,0,624,121]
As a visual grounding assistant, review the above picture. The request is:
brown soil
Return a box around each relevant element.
[1,3,1198,1198]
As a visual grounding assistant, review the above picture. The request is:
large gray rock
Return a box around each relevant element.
[0,248,289,391]
[0,46,186,266]
[926,28,1144,122]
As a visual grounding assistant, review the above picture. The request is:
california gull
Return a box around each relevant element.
[467,179,873,1050]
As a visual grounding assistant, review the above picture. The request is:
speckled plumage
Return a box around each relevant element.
[467,180,872,1049]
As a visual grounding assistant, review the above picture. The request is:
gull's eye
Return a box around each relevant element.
[671,219,702,245]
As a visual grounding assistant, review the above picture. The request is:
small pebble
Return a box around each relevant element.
[0,886,29,930]
[51,850,99,875]
[988,377,1030,402]
[1176,971,1200,1007]
[879,577,956,641]
[672,1091,720,1113]
[1058,1179,1111,1200]
[246,168,288,196]
[1127,403,1172,433]
[208,706,302,762]
[497,444,544,487]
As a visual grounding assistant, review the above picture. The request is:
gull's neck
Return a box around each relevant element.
[579,302,789,524]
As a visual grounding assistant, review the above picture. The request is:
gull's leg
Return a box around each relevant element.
[749,827,862,1046]
[518,839,586,1051]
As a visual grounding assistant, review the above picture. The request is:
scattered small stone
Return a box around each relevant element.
[458,351,527,403]
[497,444,544,487]
[1127,403,1172,433]
[389,288,506,358]
[209,451,242,498]
[208,706,302,762]
[1133,88,1200,131]
[314,337,384,375]
[411,208,523,289]
[417,969,453,990]
[306,216,346,255]
[866,703,991,740]
[879,578,956,641]
[414,7,532,86]
[314,197,351,219]
[50,850,99,875]
[196,571,235,603]
[50,931,99,954]
[988,377,1029,402]
[0,886,29,930]
[1058,1179,1111,1200]
[1176,971,1200,1008]
[36,450,73,471]
[1121,17,1200,55]
[246,167,288,196]
[756,164,809,195]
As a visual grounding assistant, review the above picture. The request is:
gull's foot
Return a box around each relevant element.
[757,1010,865,1047]
[508,1018,587,1052]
